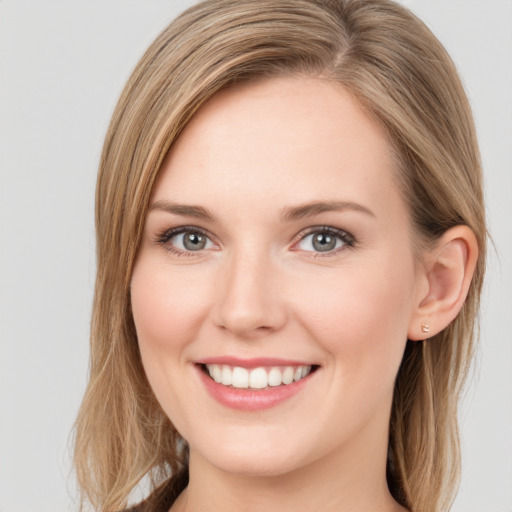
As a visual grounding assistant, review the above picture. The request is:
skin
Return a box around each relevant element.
[130,76,430,512]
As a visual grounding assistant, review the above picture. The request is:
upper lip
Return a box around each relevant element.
[196,356,316,369]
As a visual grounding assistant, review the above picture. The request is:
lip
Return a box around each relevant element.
[197,356,313,369]
[195,358,317,411]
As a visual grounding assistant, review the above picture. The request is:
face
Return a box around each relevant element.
[131,76,424,478]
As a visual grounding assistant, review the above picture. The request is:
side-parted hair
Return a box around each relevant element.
[73,1,486,510]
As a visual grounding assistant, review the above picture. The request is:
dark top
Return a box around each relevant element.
[123,471,188,512]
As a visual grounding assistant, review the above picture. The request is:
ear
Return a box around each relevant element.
[408,225,479,341]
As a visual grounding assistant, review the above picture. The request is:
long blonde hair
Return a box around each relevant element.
[73,1,486,510]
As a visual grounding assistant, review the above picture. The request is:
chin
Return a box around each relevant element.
[186,426,319,479]
[204,450,304,478]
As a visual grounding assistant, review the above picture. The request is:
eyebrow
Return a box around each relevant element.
[148,199,375,222]
[148,200,217,221]
[281,200,375,221]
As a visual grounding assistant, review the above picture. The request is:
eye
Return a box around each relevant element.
[157,227,215,255]
[296,227,354,254]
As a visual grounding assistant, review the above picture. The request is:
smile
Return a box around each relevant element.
[204,364,313,390]
[196,358,319,410]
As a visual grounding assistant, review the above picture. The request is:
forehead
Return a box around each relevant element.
[154,76,404,222]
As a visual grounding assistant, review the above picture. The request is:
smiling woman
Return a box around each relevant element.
[131,77,435,505]
[72,1,485,512]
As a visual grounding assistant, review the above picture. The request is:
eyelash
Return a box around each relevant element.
[155,225,356,258]
[155,226,214,258]
[295,226,355,257]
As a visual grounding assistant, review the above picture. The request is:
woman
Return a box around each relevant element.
[73,0,486,511]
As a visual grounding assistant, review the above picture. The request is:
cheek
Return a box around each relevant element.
[130,260,210,353]
[291,253,416,375]
[130,258,212,432]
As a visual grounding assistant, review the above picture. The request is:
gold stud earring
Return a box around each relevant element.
[421,322,430,334]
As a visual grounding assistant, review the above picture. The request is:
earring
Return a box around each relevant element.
[421,322,430,334]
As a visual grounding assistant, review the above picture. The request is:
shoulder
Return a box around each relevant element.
[119,470,188,512]
[120,495,170,512]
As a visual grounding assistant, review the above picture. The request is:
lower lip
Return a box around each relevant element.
[197,366,313,411]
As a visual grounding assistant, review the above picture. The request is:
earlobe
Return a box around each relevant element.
[408,225,478,341]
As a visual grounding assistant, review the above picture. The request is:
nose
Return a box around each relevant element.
[212,249,287,338]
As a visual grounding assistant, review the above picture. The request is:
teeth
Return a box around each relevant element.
[232,367,249,388]
[205,364,313,390]
[249,367,268,389]
[212,365,222,382]
[221,365,232,386]
[282,366,294,385]
[268,367,282,387]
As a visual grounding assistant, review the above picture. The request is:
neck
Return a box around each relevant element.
[171,429,406,512]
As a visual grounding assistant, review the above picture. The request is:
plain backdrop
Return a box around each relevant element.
[0,1,511,511]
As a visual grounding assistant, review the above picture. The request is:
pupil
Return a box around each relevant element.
[184,232,206,251]
[313,232,335,252]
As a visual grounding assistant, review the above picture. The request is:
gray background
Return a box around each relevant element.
[1,1,511,510]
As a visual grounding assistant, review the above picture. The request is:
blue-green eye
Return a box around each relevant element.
[297,228,353,253]
[158,227,214,254]
[173,231,212,251]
